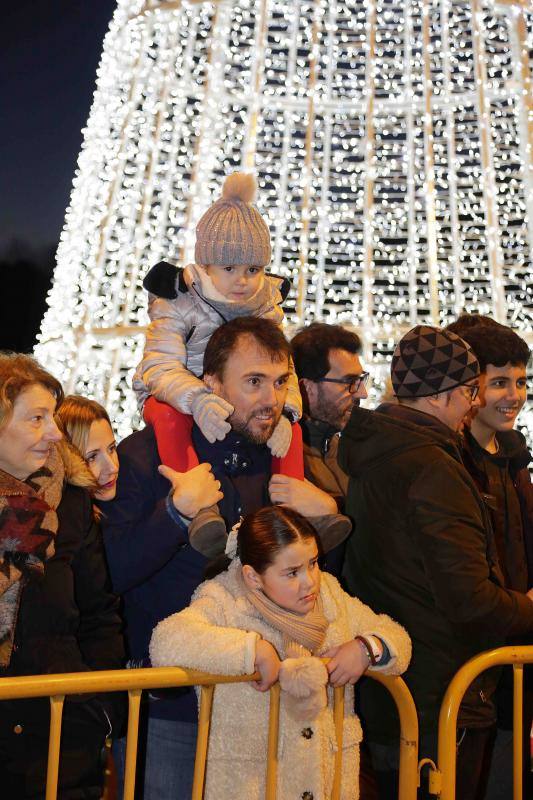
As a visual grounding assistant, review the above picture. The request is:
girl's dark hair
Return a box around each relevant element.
[239,506,319,572]
[204,506,319,579]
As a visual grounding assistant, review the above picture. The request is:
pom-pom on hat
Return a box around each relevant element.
[195,172,271,267]
[391,325,480,398]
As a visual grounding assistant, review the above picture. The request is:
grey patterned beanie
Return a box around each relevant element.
[391,325,480,398]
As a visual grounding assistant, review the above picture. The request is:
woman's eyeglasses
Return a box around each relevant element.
[315,372,370,394]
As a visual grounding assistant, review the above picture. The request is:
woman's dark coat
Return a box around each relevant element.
[0,481,124,799]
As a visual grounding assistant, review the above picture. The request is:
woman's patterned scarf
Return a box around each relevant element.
[0,445,64,668]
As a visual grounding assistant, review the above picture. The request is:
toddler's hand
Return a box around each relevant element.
[191,392,233,443]
[253,639,281,692]
[159,462,223,518]
[323,640,375,687]
[267,416,292,458]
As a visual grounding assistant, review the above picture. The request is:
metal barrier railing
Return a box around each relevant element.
[0,664,418,800]
[426,645,533,800]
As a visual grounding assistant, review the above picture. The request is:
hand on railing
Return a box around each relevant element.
[322,641,378,687]
[253,640,282,692]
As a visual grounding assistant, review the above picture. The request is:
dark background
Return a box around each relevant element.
[1,1,116,352]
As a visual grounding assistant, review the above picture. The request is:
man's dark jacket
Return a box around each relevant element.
[102,424,272,723]
[339,403,533,742]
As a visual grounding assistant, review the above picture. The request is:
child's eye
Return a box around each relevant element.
[248,267,259,274]
[223,267,234,273]
[517,379,527,389]
[249,377,260,386]
[31,415,43,423]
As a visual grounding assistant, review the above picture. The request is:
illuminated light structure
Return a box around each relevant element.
[36,0,533,440]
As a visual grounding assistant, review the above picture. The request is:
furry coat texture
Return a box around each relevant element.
[150,561,411,800]
[133,262,301,418]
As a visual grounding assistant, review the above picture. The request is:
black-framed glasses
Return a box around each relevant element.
[315,372,370,394]
[462,383,480,401]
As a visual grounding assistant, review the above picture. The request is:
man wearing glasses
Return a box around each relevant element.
[292,322,369,510]
[338,325,533,800]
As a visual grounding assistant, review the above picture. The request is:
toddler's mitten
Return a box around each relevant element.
[267,415,292,458]
[190,392,233,443]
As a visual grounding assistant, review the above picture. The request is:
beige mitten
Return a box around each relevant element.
[278,657,328,722]
[266,415,292,458]
[190,392,233,443]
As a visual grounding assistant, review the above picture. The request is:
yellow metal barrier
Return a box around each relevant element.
[0,665,418,800]
[430,645,533,800]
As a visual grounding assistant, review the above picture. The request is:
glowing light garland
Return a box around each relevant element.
[36,0,533,442]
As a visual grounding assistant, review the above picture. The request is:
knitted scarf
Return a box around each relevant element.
[245,580,328,659]
[0,444,64,669]
[244,574,329,721]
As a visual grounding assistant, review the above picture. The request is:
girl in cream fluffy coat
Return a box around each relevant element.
[150,506,411,800]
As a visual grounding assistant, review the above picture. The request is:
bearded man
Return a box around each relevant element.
[103,315,347,800]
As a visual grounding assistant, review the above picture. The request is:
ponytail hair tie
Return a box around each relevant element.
[224,517,243,560]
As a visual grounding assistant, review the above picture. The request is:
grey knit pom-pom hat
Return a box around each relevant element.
[195,172,271,267]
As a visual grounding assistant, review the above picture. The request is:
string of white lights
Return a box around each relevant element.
[35,0,533,443]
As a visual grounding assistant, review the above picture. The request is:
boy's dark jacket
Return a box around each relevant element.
[339,403,533,741]
[461,426,533,587]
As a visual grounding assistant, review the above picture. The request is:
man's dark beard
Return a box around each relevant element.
[229,407,279,445]
[312,387,360,431]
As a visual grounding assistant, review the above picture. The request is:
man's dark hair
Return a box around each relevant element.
[291,322,362,381]
[446,315,530,371]
[203,317,291,380]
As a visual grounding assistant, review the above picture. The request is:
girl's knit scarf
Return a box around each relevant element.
[244,578,330,721]
[0,445,64,669]
[245,582,328,658]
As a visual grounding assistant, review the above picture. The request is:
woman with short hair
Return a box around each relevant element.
[0,352,124,799]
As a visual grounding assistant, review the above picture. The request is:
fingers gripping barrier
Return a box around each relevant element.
[0,666,418,800]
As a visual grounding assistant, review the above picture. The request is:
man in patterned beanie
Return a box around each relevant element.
[339,325,533,800]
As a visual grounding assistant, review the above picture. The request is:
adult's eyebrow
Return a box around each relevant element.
[241,371,291,380]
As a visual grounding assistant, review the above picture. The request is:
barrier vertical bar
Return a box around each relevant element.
[513,664,524,800]
[123,688,142,800]
[265,682,281,800]
[371,672,419,800]
[331,686,345,800]
[45,694,65,800]
[192,685,215,800]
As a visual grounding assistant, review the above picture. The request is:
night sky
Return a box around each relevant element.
[1,1,116,350]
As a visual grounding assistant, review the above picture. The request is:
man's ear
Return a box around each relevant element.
[203,372,222,394]
[300,378,316,411]
[427,392,447,410]
[242,564,263,592]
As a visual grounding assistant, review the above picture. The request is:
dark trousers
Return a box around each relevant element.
[369,725,495,800]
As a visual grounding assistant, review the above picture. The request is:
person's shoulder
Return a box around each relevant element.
[117,426,160,470]
[265,272,291,302]
[193,561,243,604]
